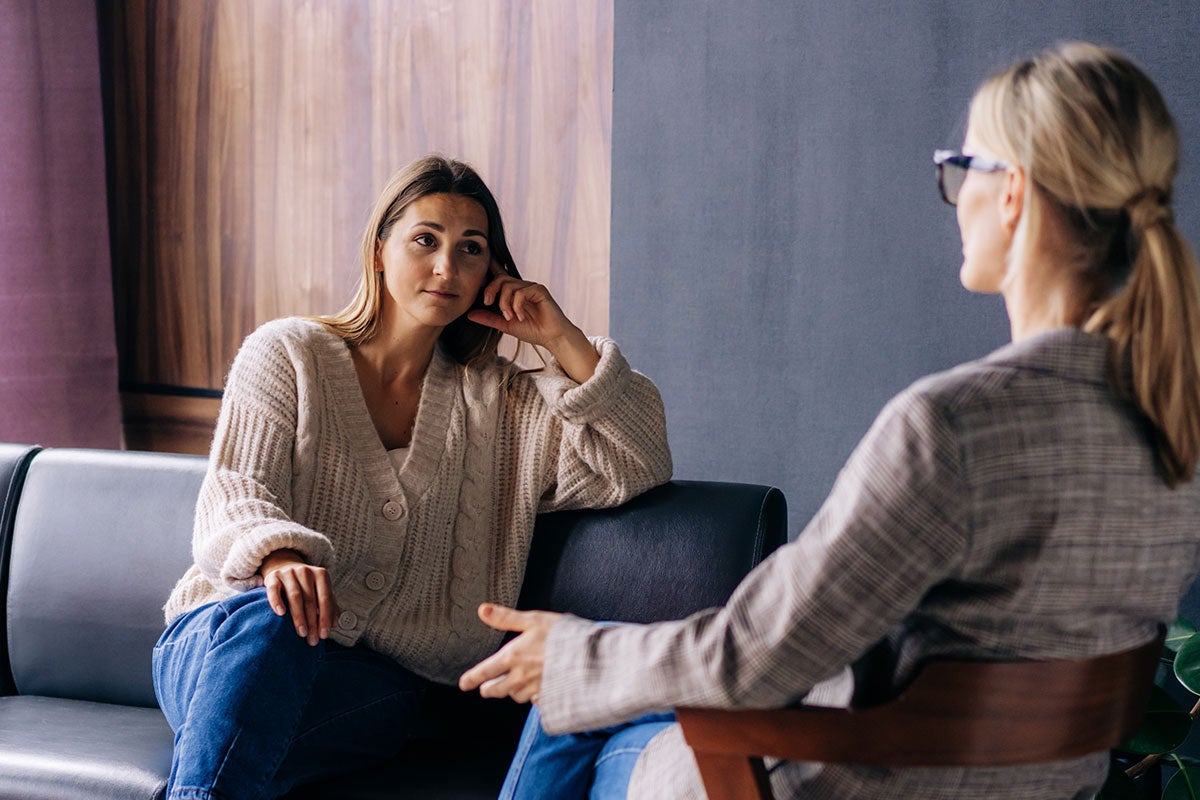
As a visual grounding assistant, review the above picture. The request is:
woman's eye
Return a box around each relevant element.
[463,241,485,256]
[414,233,436,247]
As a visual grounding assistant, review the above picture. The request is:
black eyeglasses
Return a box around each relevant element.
[933,150,1009,206]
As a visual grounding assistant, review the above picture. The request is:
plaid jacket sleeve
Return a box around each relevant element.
[538,386,972,734]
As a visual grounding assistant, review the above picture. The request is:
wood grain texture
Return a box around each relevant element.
[120,392,223,455]
[104,0,613,396]
[678,634,1163,799]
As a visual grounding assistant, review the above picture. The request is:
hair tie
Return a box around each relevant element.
[1125,186,1174,230]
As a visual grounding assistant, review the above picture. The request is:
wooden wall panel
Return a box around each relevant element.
[102,0,613,452]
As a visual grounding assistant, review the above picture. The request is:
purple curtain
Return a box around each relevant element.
[0,0,121,448]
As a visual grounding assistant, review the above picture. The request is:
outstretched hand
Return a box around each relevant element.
[458,603,561,704]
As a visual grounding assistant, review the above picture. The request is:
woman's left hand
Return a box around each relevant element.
[467,265,599,382]
[459,603,561,704]
[468,265,575,349]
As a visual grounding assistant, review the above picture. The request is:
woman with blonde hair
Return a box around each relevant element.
[152,155,672,800]
[461,42,1200,799]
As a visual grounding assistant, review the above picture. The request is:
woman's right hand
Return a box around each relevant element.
[261,549,338,646]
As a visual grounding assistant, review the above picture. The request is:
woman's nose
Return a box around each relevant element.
[432,249,457,277]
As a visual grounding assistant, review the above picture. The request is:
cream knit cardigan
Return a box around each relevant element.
[164,318,672,684]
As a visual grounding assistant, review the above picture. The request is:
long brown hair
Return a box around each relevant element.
[311,155,521,367]
[970,42,1200,486]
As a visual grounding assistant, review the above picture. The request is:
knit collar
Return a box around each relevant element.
[315,326,460,501]
[982,327,1113,388]
[397,344,458,500]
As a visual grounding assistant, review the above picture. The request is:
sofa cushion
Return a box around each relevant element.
[0,695,171,799]
[6,449,205,707]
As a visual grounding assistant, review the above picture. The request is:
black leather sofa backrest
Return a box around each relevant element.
[0,443,41,696]
[521,480,787,621]
[7,449,205,708]
[3,445,789,718]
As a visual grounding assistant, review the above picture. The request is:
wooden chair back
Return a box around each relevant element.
[677,634,1163,800]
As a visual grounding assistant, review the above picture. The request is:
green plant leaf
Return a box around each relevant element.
[1175,634,1200,696]
[1120,686,1192,756]
[1162,758,1200,799]
[1095,760,1141,799]
[1168,618,1199,653]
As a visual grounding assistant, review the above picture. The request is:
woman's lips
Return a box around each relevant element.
[423,290,459,299]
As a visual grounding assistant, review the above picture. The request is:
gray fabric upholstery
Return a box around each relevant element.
[7,449,204,707]
[0,695,171,800]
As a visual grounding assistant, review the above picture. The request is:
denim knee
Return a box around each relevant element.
[590,716,675,799]
[153,588,322,730]
[210,588,314,648]
[156,589,337,799]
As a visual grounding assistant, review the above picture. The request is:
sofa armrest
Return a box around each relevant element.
[518,480,787,623]
[0,443,42,697]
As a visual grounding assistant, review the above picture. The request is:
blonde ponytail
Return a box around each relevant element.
[1086,192,1200,485]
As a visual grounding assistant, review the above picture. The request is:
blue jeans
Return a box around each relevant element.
[152,588,427,800]
[500,706,675,800]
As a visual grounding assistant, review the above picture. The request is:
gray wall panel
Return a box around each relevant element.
[611,1,1200,536]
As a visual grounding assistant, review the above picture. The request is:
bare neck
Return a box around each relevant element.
[1001,218,1094,343]
[354,307,443,386]
[1003,268,1090,341]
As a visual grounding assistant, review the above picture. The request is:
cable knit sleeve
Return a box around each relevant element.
[512,336,672,512]
[192,322,335,591]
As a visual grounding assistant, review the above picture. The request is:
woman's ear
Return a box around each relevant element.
[1000,165,1026,235]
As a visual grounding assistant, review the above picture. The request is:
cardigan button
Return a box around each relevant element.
[337,611,358,631]
[382,500,405,521]
[365,571,386,591]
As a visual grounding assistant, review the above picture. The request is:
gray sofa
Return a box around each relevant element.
[0,443,786,799]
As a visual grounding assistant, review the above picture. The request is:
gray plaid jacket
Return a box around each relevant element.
[539,328,1200,800]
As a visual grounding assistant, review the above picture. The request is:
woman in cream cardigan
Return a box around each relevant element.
[152,155,672,800]
[461,43,1200,800]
